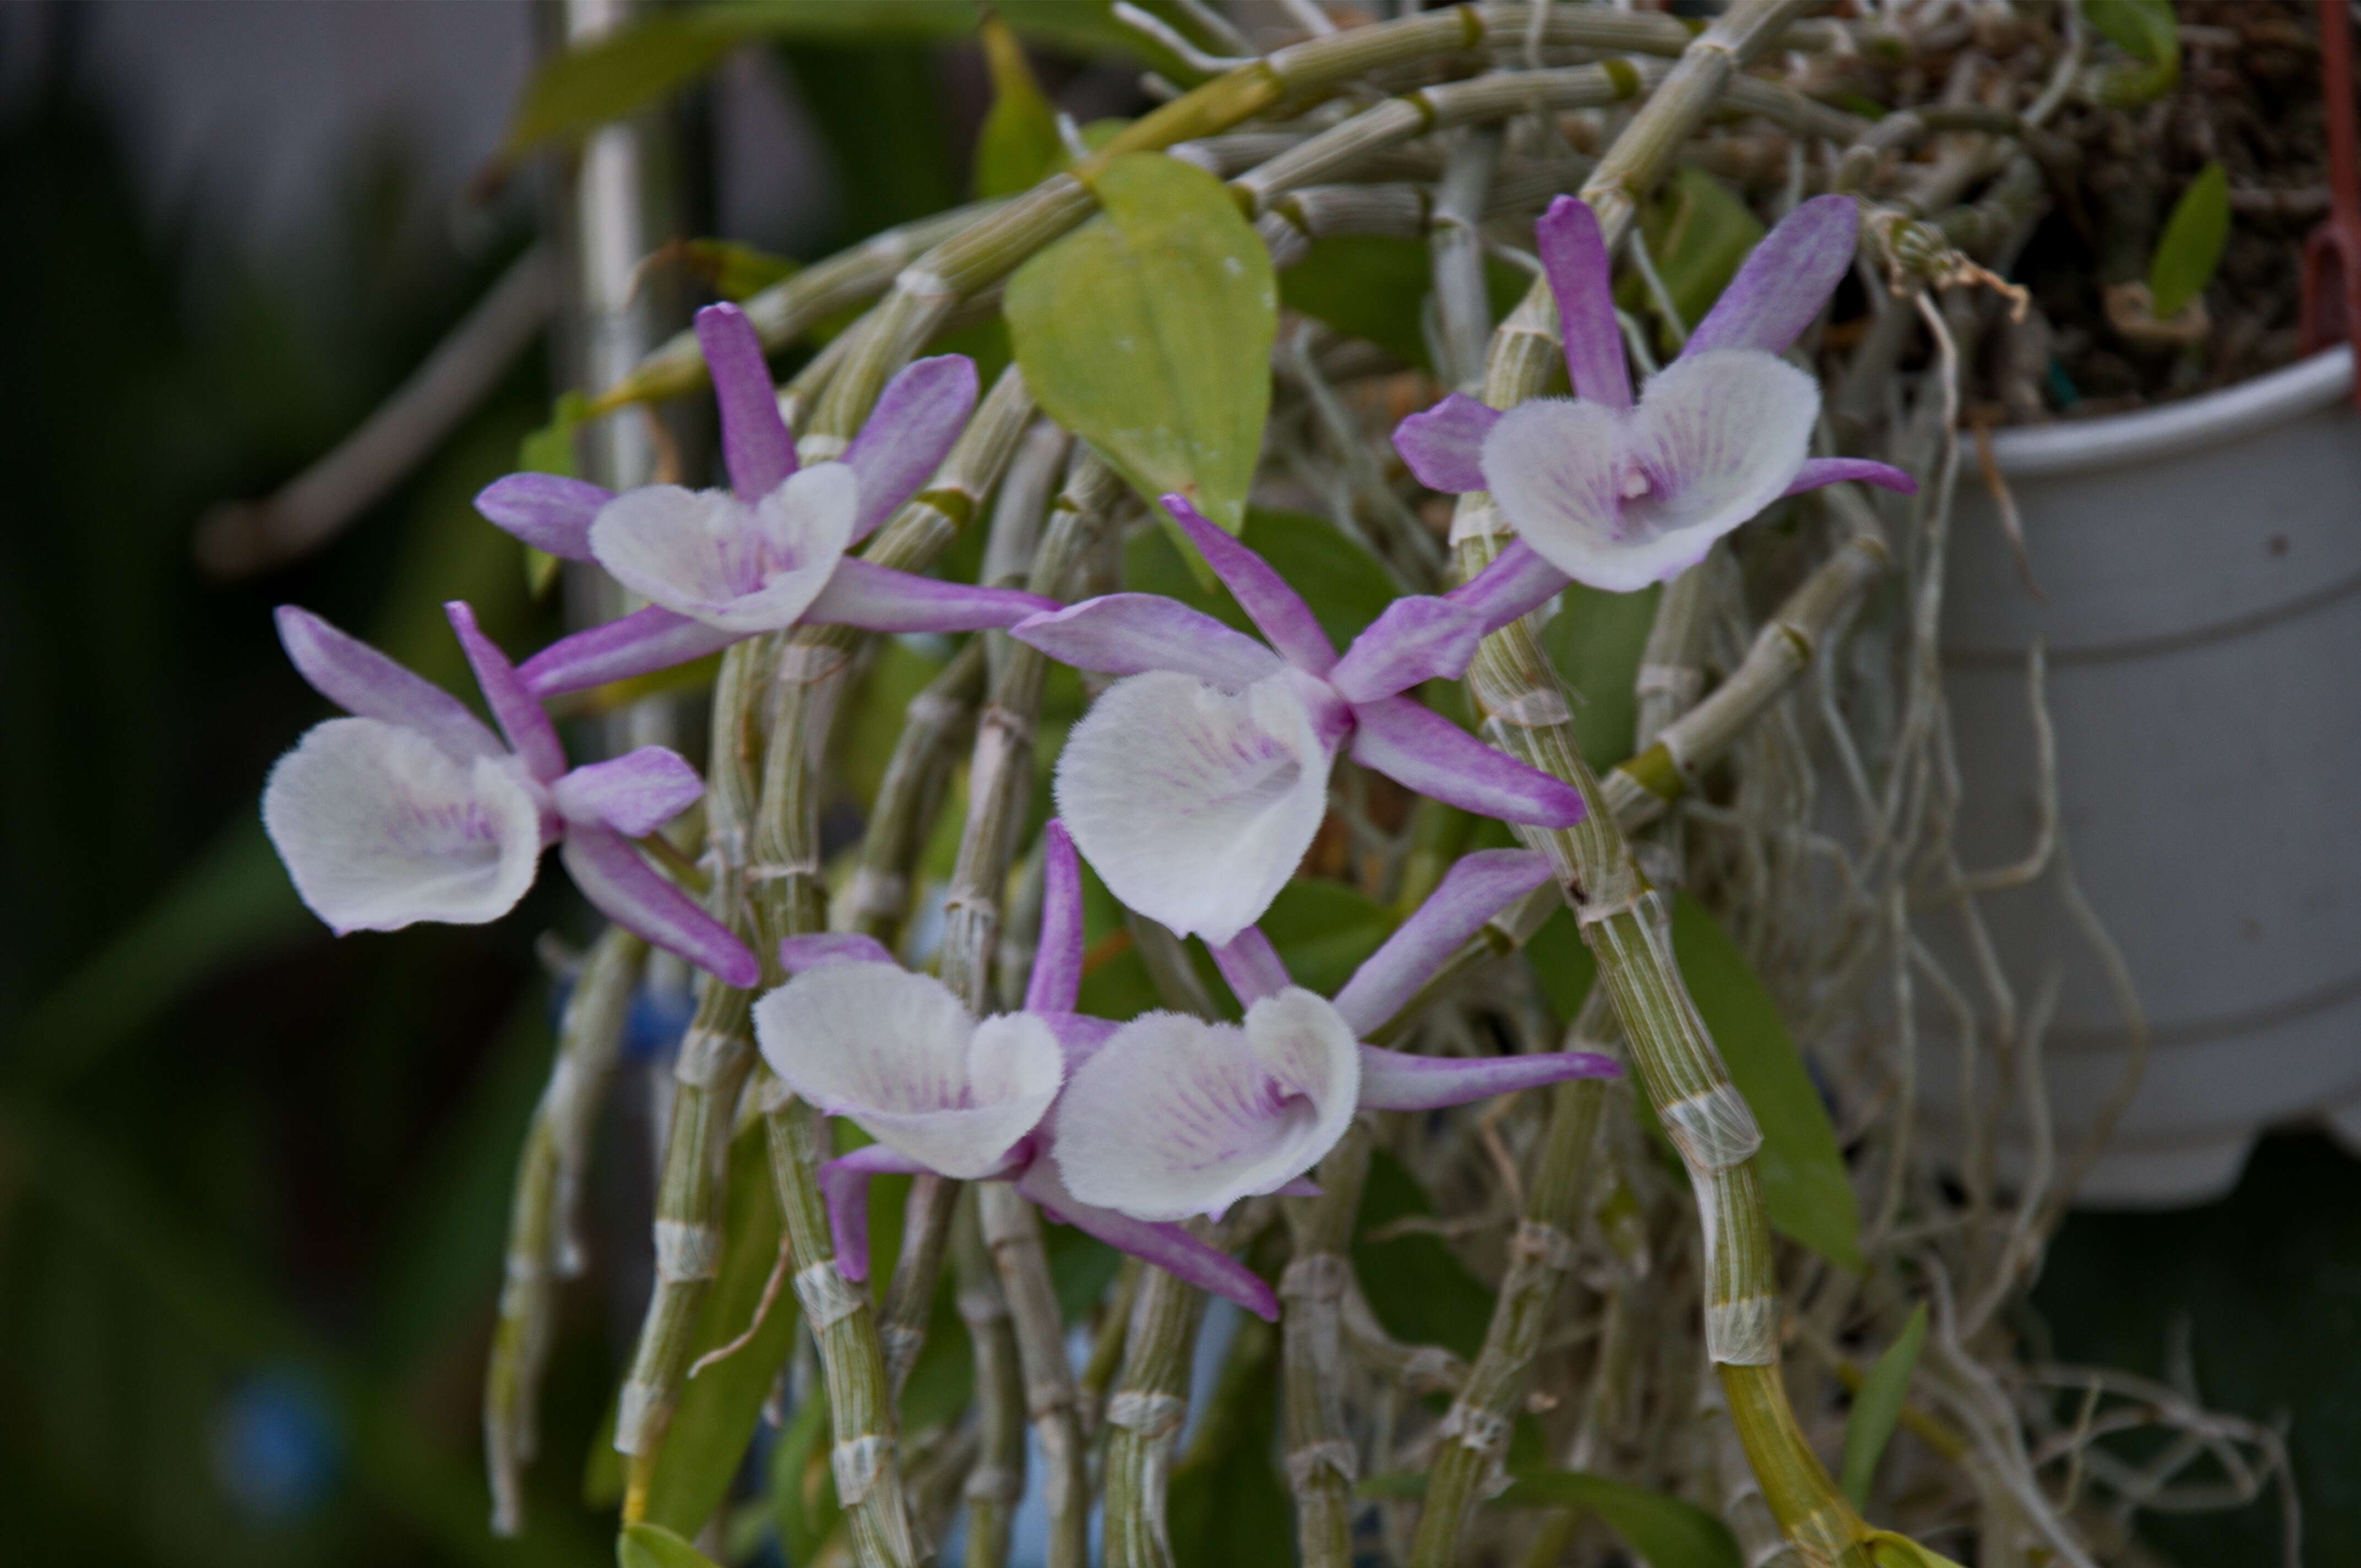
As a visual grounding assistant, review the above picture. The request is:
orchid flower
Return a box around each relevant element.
[1394,194,1916,596]
[262,602,759,987]
[1051,847,1620,1221]
[753,824,1281,1319]
[1009,497,1585,945]
[475,304,1058,698]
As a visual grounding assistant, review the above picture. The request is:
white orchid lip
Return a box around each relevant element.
[588,462,858,634]
[1051,988,1362,1222]
[754,963,1063,1180]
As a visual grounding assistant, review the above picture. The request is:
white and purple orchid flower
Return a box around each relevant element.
[1395,194,1916,595]
[753,829,1619,1320]
[475,303,1057,698]
[1010,497,1585,946]
[262,602,759,987]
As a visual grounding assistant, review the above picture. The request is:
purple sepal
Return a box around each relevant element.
[819,1142,928,1282]
[1017,1163,1279,1322]
[1682,193,1860,360]
[1443,541,1571,635]
[1209,928,1291,1008]
[1328,596,1487,704]
[1160,494,1337,675]
[274,606,501,761]
[474,472,612,560]
[1330,848,1555,1037]
[842,355,978,542]
[1537,197,1632,411]
[517,605,741,698]
[551,747,704,837]
[445,601,565,783]
[1008,595,1282,687]
[559,825,760,987]
[1025,822,1086,1015]
[804,558,1058,634]
[1391,393,1500,493]
[779,933,899,974]
[1779,456,1918,499]
[1346,697,1587,830]
[1354,1043,1621,1111]
[695,303,796,501]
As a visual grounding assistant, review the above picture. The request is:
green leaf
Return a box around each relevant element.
[975,13,1066,199]
[1841,1303,1930,1509]
[1279,235,1530,370]
[1538,580,1662,772]
[1494,1471,1743,1568]
[1352,1150,1495,1359]
[618,1521,722,1568]
[641,1124,802,1538]
[1669,893,1863,1271]
[1007,151,1276,546]
[503,12,753,157]
[1867,1531,1970,1568]
[1260,879,1399,997]
[2081,0,2179,105]
[2147,161,2230,320]
[1168,1320,1291,1568]
[771,1380,842,1566]
[1617,166,1765,352]
[673,238,798,302]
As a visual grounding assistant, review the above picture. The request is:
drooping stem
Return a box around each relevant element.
[1406,993,1613,1566]
[486,923,645,1535]
[1439,3,1882,1562]
[1282,1121,1376,1568]
[953,1195,1026,1568]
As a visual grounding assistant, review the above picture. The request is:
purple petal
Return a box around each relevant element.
[1442,540,1571,635]
[1536,196,1631,411]
[1354,1043,1620,1112]
[1016,1162,1279,1322]
[1010,595,1286,688]
[803,558,1058,635]
[696,303,796,501]
[472,472,611,560]
[550,746,703,837]
[516,605,741,699]
[1346,696,1586,829]
[445,601,564,783]
[1025,821,1086,1015]
[1328,596,1487,704]
[780,933,899,973]
[559,825,760,987]
[841,355,978,542]
[1270,1175,1323,1197]
[1392,393,1502,492]
[1330,848,1557,1037]
[820,1143,929,1282]
[274,606,502,761]
[1209,927,1290,1008]
[1160,494,1337,676]
[1780,456,1918,499]
[1682,193,1859,359]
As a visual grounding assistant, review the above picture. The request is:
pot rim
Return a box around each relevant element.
[1986,344,2354,479]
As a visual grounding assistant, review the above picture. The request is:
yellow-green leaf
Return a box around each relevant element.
[674,238,798,302]
[1671,894,1863,1271]
[975,13,1066,199]
[1841,1303,1929,1508]
[640,1124,802,1538]
[1493,1471,1743,1568]
[504,12,753,157]
[2082,0,2179,105]
[1867,1531,1970,1568]
[1007,151,1276,551]
[2148,161,2230,320]
[618,1521,722,1568]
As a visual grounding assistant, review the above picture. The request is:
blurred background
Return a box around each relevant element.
[0,3,2352,1565]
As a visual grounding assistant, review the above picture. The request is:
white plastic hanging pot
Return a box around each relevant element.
[1924,345,2361,1207]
